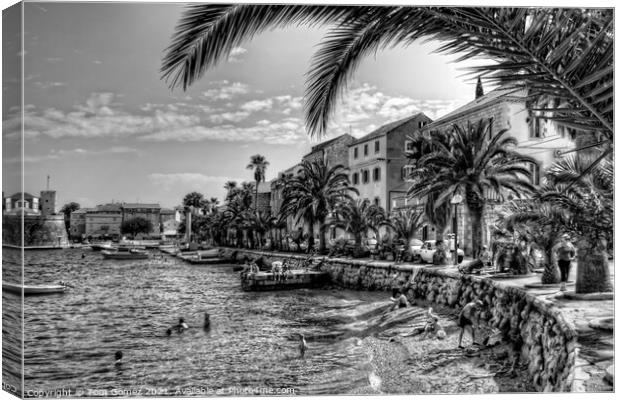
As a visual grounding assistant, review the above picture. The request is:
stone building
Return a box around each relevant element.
[121,203,162,237]
[69,208,89,240]
[413,85,574,253]
[85,203,122,239]
[348,113,432,214]
[4,192,40,215]
[302,133,355,167]
[39,190,57,216]
[250,182,272,215]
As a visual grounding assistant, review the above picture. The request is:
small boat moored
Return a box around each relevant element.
[91,242,116,251]
[102,247,149,260]
[2,282,67,296]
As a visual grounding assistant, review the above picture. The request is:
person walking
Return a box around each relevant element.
[553,234,576,291]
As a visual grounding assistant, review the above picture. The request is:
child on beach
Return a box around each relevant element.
[421,307,443,339]
[458,300,483,348]
[389,288,408,311]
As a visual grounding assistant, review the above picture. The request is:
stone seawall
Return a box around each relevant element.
[221,248,578,392]
[2,214,69,247]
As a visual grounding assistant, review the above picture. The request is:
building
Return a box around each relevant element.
[69,208,89,240]
[160,208,181,238]
[348,113,433,214]
[302,133,355,167]
[85,203,122,239]
[250,182,272,215]
[121,203,162,237]
[39,190,57,216]
[4,192,40,215]
[415,85,574,252]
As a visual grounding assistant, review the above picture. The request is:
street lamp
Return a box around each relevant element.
[450,194,463,266]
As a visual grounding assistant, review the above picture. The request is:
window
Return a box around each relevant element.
[352,172,359,185]
[418,121,426,129]
[362,170,369,184]
[364,144,369,156]
[405,140,414,152]
[373,167,380,181]
[529,162,540,185]
[353,147,358,159]
[402,165,414,181]
[374,140,380,153]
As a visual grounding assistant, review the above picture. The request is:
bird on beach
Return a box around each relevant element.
[299,334,308,358]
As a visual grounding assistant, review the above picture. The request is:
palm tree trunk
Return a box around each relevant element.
[307,220,315,253]
[466,192,485,259]
[255,180,259,214]
[541,249,560,284]
[318,224,327,254]
[576,244,612,293]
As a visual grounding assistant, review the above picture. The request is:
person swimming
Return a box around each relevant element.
[203,312,211,330]
[299,334,308,358]
[114,350,123,366]
[166,328,172,336]
[175,318,189,333]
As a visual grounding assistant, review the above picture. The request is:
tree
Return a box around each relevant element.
[539,153,613,293]
[333,198,391,254]
[246,154,269,214]
[162,6,613,155]
[408,119,536,258]
[60,202,80,236]
[183,192,204,208]
[390,207,425,244]
[121,217,153,238]
[280,158,357,254]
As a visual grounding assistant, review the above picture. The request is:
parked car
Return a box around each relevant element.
[409,239,424,260]
[418,240,464,264]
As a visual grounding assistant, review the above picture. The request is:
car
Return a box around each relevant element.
[418,240,464,264]
[409,239,424,259]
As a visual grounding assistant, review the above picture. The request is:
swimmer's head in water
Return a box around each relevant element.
[115,351,123,360]
[179,318,185,324]
[475,300,484,307]
[166,328,172,336]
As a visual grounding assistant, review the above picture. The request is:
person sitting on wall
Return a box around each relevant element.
[457,300,483,348]
[389,288,408,311]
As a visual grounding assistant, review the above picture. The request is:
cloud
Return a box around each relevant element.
[202,81,250,101]
[240,99,273,113]
[227,46,247,63]
[140,118,306,145]
[34,81,67,89]
[92,60,103,64]
[208,111,251,124]
[147,173,243,193]
[45,57,62,64]
[4,146,140,164]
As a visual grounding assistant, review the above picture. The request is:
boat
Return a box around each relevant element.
[3,282,67,295]
[91,242,115,251]
[102,247,149,260]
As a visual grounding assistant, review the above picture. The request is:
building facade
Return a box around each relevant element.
[348,113,432,214]
[121,203,162,236]
[84,203,122,239]
[302,133,355,167]
[69,208,89,240]
[414,86,574,253]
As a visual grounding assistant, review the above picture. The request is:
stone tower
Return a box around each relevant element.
[40,190,57,216]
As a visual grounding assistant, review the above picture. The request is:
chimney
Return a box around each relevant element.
[475,77,484,99]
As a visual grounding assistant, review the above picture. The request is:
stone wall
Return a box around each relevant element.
[3,214,69,247]
[224,248,578,392]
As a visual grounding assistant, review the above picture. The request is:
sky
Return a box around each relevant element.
[2,1,489,209]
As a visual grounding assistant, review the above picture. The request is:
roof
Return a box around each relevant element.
[122,203,161,209]
[352,113,427,145]
[308,133,355,154]
[94,203,122,213]
[71,208,91,214]
[160,208,176,214]
[425,86,526,129]
[8,192,38,199]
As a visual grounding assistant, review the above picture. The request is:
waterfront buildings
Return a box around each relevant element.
[121,203,162,236]
[84,203,123,239]
[3,190,57,216]
[412,85,574,253]
[347,113,432,214]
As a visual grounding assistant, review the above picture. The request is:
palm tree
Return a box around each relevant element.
[333,199,391,254]
[280,158,357,254]
[162,6,612,154]
[408,119,537,258]
[247,154,270,214]
[501,200,574,284]
[182,191,204,208]
[539,153,613,293]
[223,181,237,201]
[390,207,425,244]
